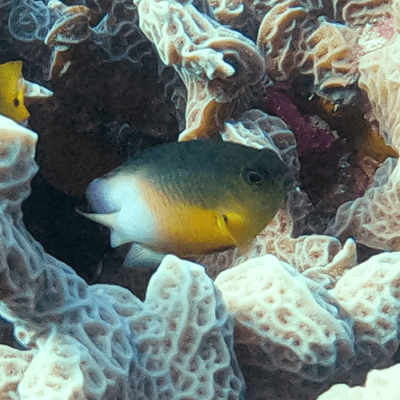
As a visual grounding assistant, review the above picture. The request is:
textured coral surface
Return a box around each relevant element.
[2,0,400,399]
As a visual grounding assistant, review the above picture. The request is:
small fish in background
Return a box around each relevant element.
[77,140,290,265]
[0,61,54,126]
[0,61,30,124]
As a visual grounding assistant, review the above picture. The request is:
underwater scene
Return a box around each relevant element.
[1,0,400,398]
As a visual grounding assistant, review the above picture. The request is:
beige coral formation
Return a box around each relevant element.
[0,345,35,400]
[327,33,400,251]
[5,0,400,398]
[215,255,354,384]
[213,248,400,398]
[134,0,264,140]
[327,158,400,251]
[331,251,400,369]
[256,0,310,80]
[3,333,86,400]
[358,34,400,150]
[301,20,359,90]
[257,9,360,89]
[318,363,400,399]
[302,238,357,289]
[335,0,393,27]
[208,0,395,93]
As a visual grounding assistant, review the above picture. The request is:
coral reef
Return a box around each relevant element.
[0,117,244,399]
[327,31,400,251]
[2,0,400,399]
[215,254,354,399]
[214,249,400,398]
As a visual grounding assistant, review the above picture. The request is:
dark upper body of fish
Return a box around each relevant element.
[77,140,290,258]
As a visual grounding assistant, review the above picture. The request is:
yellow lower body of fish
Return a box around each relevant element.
[153,203,236,257]
[138,179,236,256]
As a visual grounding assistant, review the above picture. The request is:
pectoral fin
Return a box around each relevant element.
[124,243,166,268]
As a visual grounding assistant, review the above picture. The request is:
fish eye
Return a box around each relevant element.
[13,98,19,107]
[247,171,263,184]
[223,215,228,223]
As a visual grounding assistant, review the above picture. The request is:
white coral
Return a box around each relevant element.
[318,363,400,399]
[331,251,400,369]
[215,254,354,382]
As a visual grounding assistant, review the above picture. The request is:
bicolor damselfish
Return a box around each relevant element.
[77,140,290,261]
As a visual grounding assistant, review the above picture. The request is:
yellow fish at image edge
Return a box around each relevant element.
[0,61,30,124]
[77,140,291,262]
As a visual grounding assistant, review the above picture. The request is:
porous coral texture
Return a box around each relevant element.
[0,117,245,399]
[330,251,400,378]
[135,0,263,82]
[45,0,151,70]
[232,208,344,273]
[301,19,359,90]
[334,0,393,27]
[134,0,264,139]
[176,68,233,141]
[215,254,354,399]
[317,363,400,399]
[257,2,360,89]
[326,34,400,251]
[327,158,400,251]
[256,0,311,81]
[16,332,86,400]
[358,34,400,150]
[303,238,357,289]
[0,345,35,400]
[207,0,282,38]
[0,115,38,189]
[207,0,247,25]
